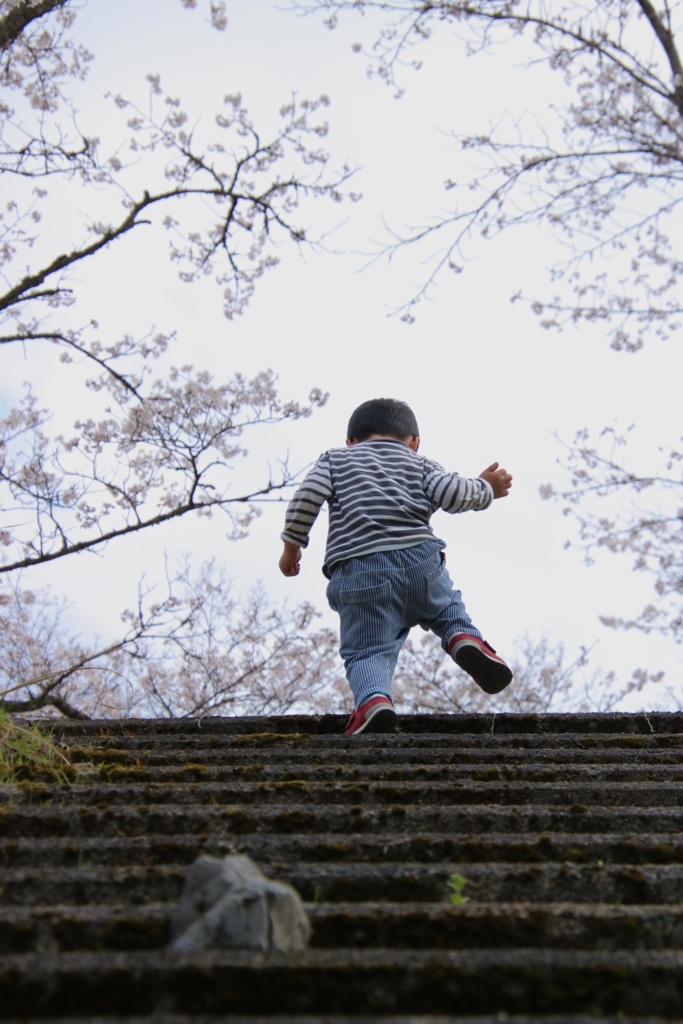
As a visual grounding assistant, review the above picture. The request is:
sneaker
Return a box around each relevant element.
[448,634,513,695]
[344,694,397,736]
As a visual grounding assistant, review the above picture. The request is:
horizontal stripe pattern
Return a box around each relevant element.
[282,440,493,576]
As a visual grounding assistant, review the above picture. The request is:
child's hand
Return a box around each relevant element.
[279,543,302,577]
[479,461,512,499]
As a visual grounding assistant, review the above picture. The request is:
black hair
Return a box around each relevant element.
[347,398,419,442]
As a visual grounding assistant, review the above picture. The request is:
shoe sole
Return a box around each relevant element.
[347,707,398,736]
[455,646,512,695]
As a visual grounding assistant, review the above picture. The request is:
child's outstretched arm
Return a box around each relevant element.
[279,452,333,577]
[479,462,513,498]
[279,541,302,577]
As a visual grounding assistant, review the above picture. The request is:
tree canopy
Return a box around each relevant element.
[0,0,353,715]
[300,0,683,350]
[298,0,683,655]
[1,0,678,717]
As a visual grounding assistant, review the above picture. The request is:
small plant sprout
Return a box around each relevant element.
[447,873,469,906]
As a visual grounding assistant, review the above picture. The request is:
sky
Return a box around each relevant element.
[4,0,682,710]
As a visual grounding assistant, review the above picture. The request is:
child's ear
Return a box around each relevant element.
[408,436,420,452]
[346,438,357,447]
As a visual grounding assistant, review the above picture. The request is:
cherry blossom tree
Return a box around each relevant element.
[3,0,678,719]
[297,0,683,347]
[9,556,665,719]
[296,0,683,661]
[0,0,355,716]
[1,0,354,568]
[541,426,683,645]
[1,561,344,719]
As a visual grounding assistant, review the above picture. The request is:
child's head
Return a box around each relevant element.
[347,398,419,444]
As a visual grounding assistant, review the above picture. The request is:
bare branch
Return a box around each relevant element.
[541,425,683,642]
[297,1,683,348]
[0,562,345,719]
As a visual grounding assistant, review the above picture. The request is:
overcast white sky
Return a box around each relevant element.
[6,0,682,710]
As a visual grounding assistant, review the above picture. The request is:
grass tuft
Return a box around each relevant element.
[0,709,72,784]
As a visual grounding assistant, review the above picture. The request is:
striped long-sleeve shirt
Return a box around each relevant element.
[281,439,493,577]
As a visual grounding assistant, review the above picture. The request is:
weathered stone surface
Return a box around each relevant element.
[2,712,683,1022]
[168,854,311,954]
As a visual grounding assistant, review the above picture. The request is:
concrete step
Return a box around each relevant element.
[13,1017,677,1024]
[2,948,683,1017]
[2,831,682,869]
[67,745,683,769]
[45,712,683,737]
[10,1017,675,1024]
[3,801,681,839]
[5,778,683,808]
[2,901,683,955]
[117,763,683,784]
[3,712,683,1022]
[3,861,683,906]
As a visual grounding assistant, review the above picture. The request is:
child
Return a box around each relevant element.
[279,398,513,735]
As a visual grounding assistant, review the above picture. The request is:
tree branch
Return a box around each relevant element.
[0,0,70,53]
[636,0,683,114]
[0,481,280,573]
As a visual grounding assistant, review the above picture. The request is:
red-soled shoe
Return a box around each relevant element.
[448,634,513,695]
[344,694,397,736]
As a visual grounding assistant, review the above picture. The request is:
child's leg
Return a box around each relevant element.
[419,554,483,647]
[342,637,407,707]
[336,596,408,707]
[327,556,408,708]
[421,555,512,695]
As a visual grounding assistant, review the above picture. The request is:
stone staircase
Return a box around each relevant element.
[1,711,683,1022]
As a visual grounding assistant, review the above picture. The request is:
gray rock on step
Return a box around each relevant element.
[169,853,311,954]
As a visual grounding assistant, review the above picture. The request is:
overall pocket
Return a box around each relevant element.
[328,577,394,654]
[327,576,391,613]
